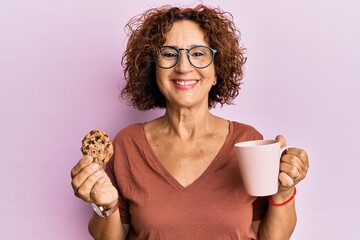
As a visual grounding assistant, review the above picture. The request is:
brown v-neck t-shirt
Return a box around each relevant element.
[105,121,268,240]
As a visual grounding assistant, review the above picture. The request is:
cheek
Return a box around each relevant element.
[200,68,216,83]
[155,67,169,81]
[155,69,170,93]
[155,68,164,85]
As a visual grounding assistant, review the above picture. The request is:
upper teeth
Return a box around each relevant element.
[174,80,197,86]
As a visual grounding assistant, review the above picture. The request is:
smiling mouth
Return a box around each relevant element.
[173,80,198,86]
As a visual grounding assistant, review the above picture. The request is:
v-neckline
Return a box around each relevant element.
[140,121,233,191]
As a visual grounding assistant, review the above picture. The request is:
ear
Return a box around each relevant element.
[213,77,217,85]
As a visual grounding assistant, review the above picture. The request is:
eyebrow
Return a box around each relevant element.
[162,44,209,49]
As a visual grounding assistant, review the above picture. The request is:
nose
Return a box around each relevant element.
[174,49,192,72]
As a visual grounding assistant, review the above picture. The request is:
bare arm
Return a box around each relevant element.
[255,135,309,240]
[257,188,297,240]
[88,211,130,240]
[71,156,130,240]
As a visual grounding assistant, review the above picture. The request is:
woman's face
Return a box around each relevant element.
[155,20,216,110]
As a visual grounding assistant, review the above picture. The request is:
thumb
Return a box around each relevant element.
[90,174,107,204]
[276,135,287,147]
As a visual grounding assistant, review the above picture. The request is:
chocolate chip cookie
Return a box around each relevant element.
[80,130,114,164]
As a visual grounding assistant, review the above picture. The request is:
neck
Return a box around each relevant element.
[161,107,214,140]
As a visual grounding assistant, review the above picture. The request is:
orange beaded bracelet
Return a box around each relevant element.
[269,187,297,206]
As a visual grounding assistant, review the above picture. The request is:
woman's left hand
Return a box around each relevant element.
[276,135,309,194]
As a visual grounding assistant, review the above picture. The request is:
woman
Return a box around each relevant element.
[71,4,309,240]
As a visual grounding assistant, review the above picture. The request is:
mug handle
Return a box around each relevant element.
[280,145,293,156]
[278,145,293,187]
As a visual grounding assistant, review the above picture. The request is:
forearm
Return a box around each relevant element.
[88,211,124,240]
[258,188,297,240]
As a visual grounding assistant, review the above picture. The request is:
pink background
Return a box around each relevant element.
[1,0,359,239]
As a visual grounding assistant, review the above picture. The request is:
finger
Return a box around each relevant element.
[286,148,308,163]
[280,162,300,180]
[71,162,100,192]
[296,149,309,173]
[281,149,310,186]
[279,171,294,188]
[91,172,107,204]
[91,171,118,206]
[281,152,302,166]
[71,156,93,178]
[76,169,103,202]
[275,135,286,147]
[281,148,309,176]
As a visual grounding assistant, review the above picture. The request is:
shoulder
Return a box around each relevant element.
[113,123,144,143]
[231,121,260,133]
[230,121,263,142]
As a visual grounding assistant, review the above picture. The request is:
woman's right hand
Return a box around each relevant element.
[71,156,118,208]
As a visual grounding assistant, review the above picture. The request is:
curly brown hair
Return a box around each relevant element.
[121,4,246,110]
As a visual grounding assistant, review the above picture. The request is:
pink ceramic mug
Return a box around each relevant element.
[234,140,291,196]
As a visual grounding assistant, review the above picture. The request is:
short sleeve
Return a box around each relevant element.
[105,156,130,224]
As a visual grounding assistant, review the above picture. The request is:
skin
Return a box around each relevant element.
[71,20,309,240]
[147,20,224,188]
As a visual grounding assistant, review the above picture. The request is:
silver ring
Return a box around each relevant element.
[294,171,300,180]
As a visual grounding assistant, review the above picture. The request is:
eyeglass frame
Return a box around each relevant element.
[153,45,218,69]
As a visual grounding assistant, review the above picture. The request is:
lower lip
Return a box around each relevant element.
[172,81,198,90]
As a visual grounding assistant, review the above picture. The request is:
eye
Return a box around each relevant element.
[192,51,205,57]
[190,47,210,58]
[161,52,178,58]
[160,47,179,59]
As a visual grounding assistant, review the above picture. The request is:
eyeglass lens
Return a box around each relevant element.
[156,46,216,69]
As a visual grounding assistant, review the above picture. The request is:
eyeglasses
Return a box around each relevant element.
[154,45,217,69]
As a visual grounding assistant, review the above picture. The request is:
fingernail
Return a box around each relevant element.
[85,155,93,163]
[90,163,98,170]
[94,170,101,176]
